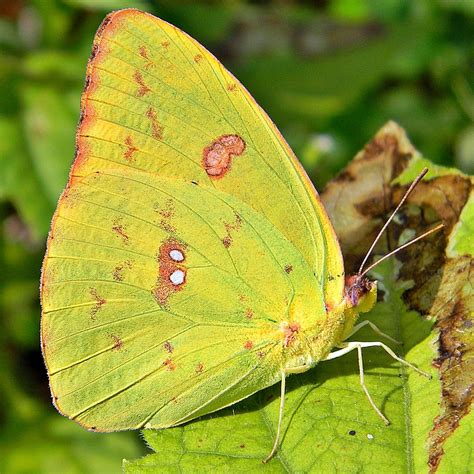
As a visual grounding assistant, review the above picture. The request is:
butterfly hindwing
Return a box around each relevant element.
[41,170,324,430]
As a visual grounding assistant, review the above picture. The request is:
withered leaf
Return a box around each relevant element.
[322,121,473,473]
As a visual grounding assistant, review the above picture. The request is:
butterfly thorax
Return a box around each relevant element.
[279,277,377,371]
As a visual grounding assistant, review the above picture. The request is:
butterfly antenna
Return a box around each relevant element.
[358,222,444,279]
[357,167,431,278]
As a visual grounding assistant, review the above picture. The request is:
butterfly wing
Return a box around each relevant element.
[41,9,345,431]
[72,8,344,307]
[41,170,323,430]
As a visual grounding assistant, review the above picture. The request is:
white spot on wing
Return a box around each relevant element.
[170,269,185,285]
[169,249,184,262]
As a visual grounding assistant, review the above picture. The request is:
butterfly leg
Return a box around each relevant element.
[347,320,401,345]
[263,369,286,464]
[324,341,431,424]
[325,342,389,423]
[356,343,390,425]
[263,364,311,463]
[354,341,431,378]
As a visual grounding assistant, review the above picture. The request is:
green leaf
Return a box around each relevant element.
[1,413,144,474]
[0,116,53,238]
[232,21,435,126]
[125,123,473,472]
[63,0,150,10]
[21,84,79,206]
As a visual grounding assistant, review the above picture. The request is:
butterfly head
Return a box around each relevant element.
[344,275,377,314]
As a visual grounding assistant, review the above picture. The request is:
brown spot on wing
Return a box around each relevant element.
[156,199,174,219]
[146,107,164,140]
[139,45,149,59]
[245,308,254,319]
[226,83,237,92]
[195,362,204,374]
[152,238,187,307]
[159,220,176,234]
[90,288,106,320]
[284,265,293,274]
[138,45,153,69]
[161,40,170,49]
[163,358,176,371]
[112,218,129,244]
[194,54,202,63]
[222,212,242,248]
[202,134,246,179]
[110,334,123,351]
[123,136,138,162]
[155,199,176,234]
[134,71,151,97]
[163,341,174,353]
[113,259,133,282]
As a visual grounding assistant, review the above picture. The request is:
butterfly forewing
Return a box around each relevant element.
[73,9,344,306]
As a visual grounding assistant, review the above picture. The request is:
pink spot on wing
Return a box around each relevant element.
[283,322,300,347]
[202,134,246,179]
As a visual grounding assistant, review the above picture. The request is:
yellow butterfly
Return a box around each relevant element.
[41,9,438,462]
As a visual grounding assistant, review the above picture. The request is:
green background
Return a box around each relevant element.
[1,1,473,472]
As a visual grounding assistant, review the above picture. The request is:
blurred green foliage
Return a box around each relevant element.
[1,1,473,472]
